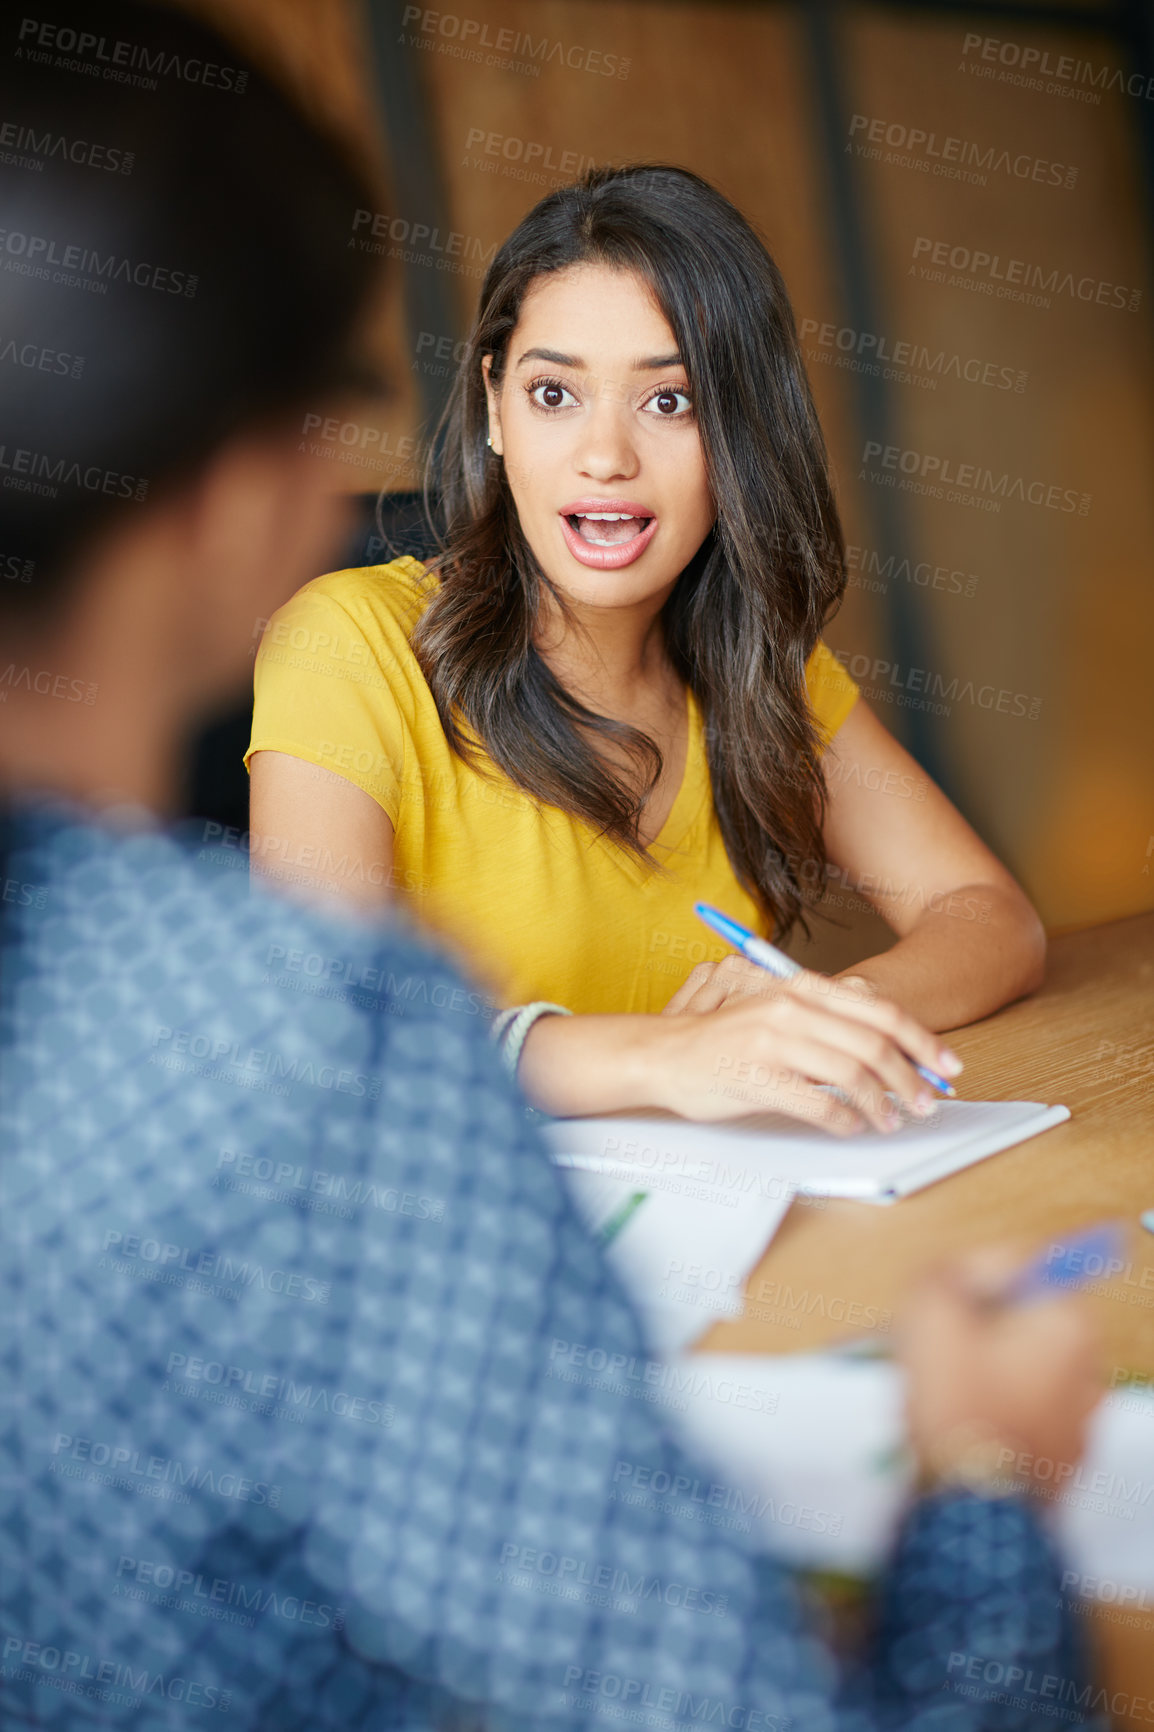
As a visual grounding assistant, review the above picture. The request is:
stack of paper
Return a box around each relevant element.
[551,1100,1071,1355]
[559,1166,792,1354]
[554,1099,1146,1600]
[547,1098,1070,1203]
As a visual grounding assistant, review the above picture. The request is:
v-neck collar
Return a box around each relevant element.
[592,687,708,888]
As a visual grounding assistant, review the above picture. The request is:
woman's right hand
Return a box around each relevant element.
[518,974,957,1132]
[645,969,957,1132]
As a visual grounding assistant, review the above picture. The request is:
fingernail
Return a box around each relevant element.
[911,1093,935,1118]
[939,1050,964,1076]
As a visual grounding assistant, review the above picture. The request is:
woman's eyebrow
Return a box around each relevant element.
[516,346,581,368]
[513,347,684,370]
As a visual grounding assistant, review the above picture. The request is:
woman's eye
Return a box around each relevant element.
[529,380,578,410]
[643,388,693,418]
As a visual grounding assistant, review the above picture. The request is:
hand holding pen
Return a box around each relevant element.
[901,1226,1109,1494]
[518,904,964,1133]
[641,903,964,1134]
[695,904,960,1100]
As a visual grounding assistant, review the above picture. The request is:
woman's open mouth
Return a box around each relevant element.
[558,501,659,570]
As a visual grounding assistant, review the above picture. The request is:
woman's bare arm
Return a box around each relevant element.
[661,700,1044,1036]
[248,748,396,920]
[817,700,1045,1029]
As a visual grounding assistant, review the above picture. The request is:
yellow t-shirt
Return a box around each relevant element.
[245,558,859,1013]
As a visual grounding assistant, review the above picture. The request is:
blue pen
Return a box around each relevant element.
[1000,1219,1127,1304]
[830,1220,1128,1358]
[694,902,957,1098]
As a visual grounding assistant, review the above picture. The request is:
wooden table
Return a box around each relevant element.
[698,909,1154,1718]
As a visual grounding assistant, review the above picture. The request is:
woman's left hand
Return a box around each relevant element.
[663,954,878,1017]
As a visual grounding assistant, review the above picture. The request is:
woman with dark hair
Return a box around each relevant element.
[249,164,1045,1127]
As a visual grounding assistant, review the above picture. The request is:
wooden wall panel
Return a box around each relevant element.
[836,7,1154,936]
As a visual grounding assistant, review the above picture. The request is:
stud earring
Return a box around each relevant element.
[486,435,494,449]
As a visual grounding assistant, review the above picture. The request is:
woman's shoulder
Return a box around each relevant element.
[299,554,436,638]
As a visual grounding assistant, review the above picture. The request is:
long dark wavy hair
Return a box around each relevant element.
[413,163,848,942]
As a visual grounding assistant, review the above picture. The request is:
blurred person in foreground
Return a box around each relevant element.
[0,3,1103,1728]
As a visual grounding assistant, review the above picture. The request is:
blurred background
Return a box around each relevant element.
[179,0,1154,963]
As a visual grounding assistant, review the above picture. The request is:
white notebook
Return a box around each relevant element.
[545,1098,1070,1205]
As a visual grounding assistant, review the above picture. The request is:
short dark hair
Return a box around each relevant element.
[0,0,385,612]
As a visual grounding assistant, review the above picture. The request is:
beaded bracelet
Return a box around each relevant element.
[490,1001,572,1079]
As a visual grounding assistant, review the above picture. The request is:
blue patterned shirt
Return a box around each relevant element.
[0,804,1093,1729]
